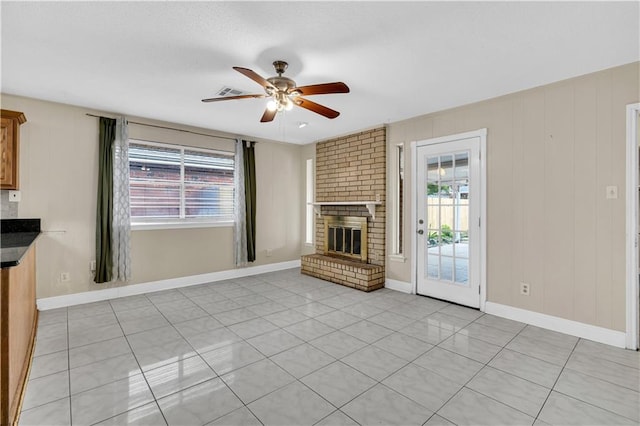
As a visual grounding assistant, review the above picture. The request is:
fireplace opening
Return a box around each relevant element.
[324,216,367,262]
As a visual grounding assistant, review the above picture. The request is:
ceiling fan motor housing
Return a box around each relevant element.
[266,76,297,94]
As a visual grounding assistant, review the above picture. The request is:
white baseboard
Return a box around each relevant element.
[37,260,301,310]
[385,278,413,294]
[485,301,627,349]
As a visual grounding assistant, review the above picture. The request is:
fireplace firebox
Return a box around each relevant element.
[324,216,368,262]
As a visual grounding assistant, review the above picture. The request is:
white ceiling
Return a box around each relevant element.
[2,2,638,145]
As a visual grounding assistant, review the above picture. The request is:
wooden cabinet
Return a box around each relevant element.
[0,245,37,425]
[1,110,27,190]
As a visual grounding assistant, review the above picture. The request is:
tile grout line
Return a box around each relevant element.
[147,287,257,425]
[66,308,72,426]
[107,294,170,426]
[425,317,532,424]
[531,333,581,422]
[544,337,640,423]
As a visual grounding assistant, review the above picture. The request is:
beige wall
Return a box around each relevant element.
[387,61,639,332]
[1,94,303,299]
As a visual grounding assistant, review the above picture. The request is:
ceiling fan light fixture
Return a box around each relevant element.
[204,61,350,123]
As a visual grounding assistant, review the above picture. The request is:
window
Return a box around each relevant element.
[397,144,404,254]
[129,140,234,227]
[390,143,405,258]
[305,158,314,244]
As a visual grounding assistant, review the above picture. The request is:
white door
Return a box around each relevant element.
[416,135,482,308]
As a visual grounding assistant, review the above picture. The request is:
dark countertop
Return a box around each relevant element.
[1,219,41,268]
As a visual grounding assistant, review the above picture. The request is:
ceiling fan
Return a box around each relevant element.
[202,60,350,123]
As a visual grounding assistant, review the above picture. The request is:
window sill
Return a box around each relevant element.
[131,221,234,231]
[388,254,406,263]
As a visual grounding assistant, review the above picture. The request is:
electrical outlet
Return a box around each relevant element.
[520,282,530,296]
[8,190,21,202]
[266,249,273,257]
[60,272,70,282]
[606,186,618,199]
[90,260,96,272]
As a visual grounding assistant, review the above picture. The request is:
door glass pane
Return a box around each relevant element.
[427,253,439,278]
[454,241,469,259]
[440,155,453,181]
[455,258,469,284]
[427,204,439,230]
[454,153,469,179]
[441,256,453,281]
[439,184,452,198]
[428,229,440,247]
[455,178,469,193]
[427,157,440,182]
[440,239,454,257]
[453,205,469,232]
[440,205,454,231]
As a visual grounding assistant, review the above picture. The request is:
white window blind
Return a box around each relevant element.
[129,140,234,225]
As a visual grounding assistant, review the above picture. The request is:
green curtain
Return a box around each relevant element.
[95,117,116,283]
[243,141,257,262]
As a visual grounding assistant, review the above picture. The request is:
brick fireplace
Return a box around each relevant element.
[301,127,386,292]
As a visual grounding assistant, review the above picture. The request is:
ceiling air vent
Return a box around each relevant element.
[217,86,246,97]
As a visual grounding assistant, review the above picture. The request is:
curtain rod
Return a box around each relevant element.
[85,113,240,142]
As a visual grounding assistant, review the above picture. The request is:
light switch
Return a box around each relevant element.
[606,186,618,199]
[8,190,21,202]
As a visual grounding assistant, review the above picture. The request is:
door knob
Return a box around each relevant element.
[417,229,424,235]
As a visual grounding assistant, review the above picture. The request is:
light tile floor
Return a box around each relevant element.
[19,268,640,425]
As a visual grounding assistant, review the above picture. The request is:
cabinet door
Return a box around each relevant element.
[0,117,17,189]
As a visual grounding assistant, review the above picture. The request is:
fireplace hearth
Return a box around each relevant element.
[302,207,383,292]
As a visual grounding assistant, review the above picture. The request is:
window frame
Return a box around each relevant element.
[128,138,235,230]
[305,158,314,245]
[389,142,406,261]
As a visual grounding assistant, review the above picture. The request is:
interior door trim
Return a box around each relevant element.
[625,103,639,350]
[411,128,487,311]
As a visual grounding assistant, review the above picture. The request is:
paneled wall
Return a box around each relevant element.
[387,62,639,332]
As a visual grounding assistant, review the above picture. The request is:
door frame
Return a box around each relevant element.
[411,128,487,310]
[626,103,639,350]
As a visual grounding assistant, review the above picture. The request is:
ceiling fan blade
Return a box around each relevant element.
[233,67,275,89]
[295,82,350,96]
[260,108,276,123]
[295,98,340,119]
[202,94,266,102]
